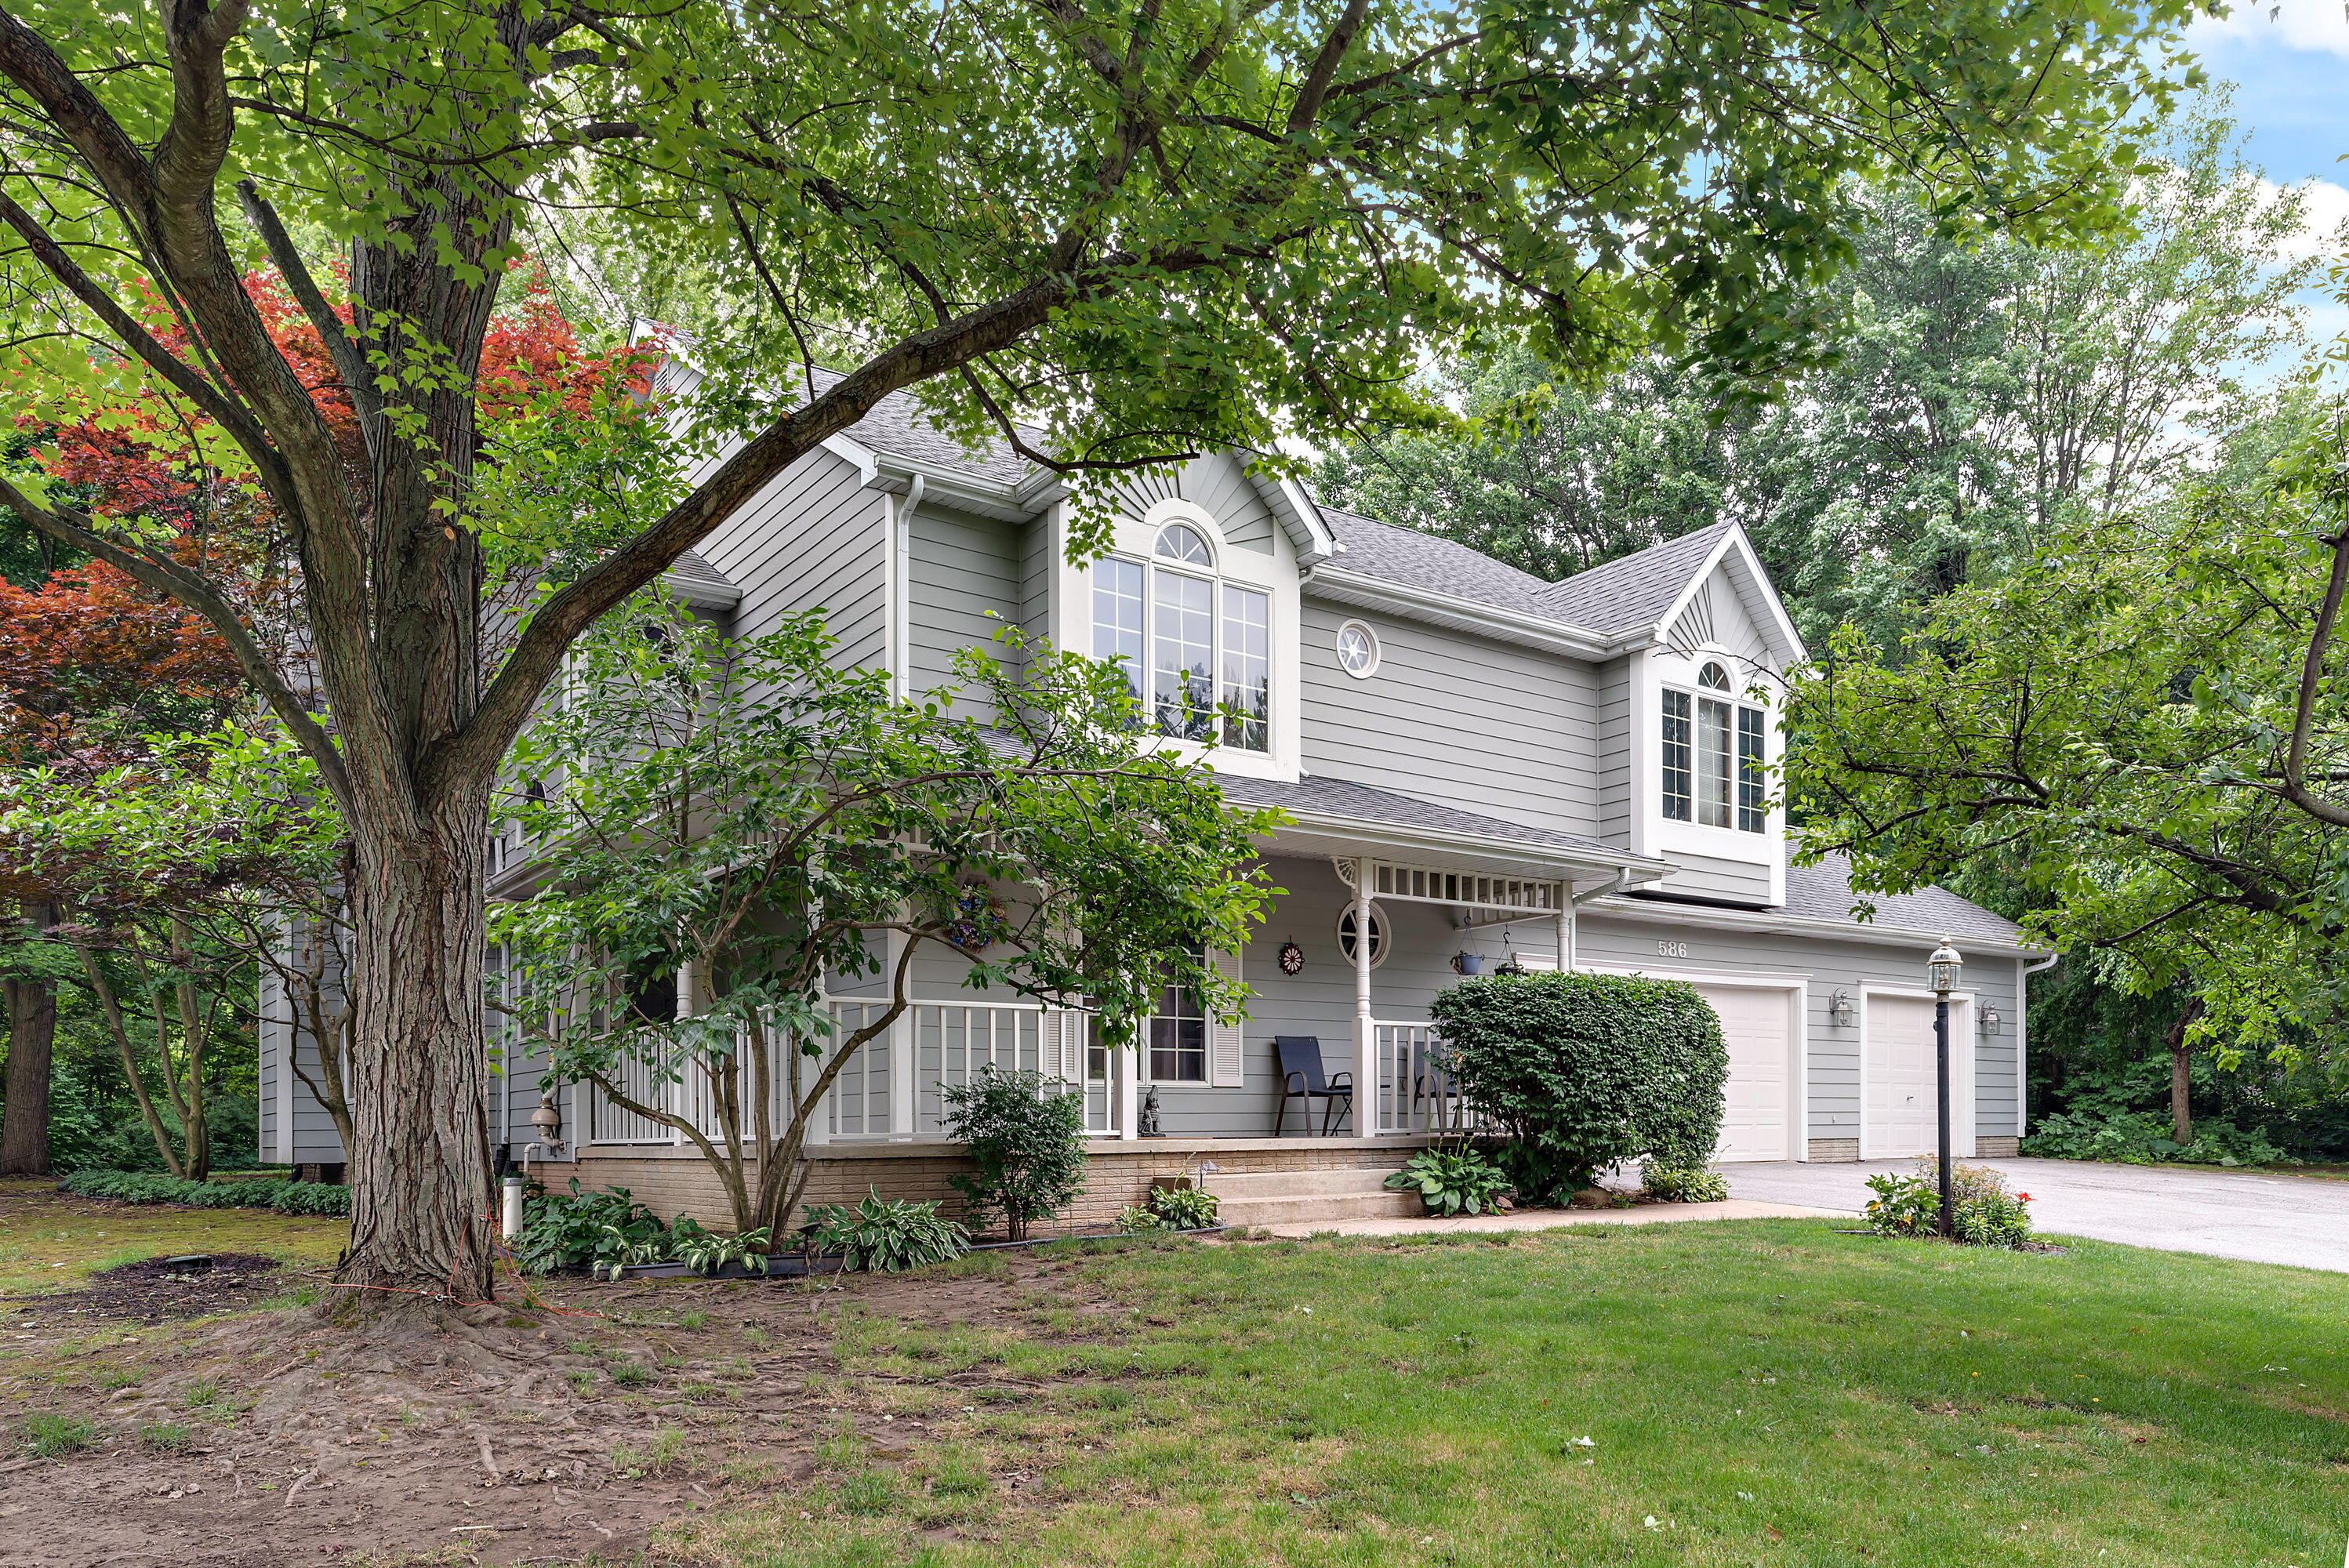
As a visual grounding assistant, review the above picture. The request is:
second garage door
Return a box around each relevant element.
[1695,984,1792,1163]
[1864,993,1938,1157]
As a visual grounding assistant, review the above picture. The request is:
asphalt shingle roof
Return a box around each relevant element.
[798,365,1038,486]
[1312,502,1734,640]
[666,549,735,587]
[1316,506,1560,616]
[1531,521,1734,635]
[1780,854,2026,946]
[1216,771,1625,859]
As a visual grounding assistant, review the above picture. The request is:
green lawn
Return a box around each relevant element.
[684,1220,2349,1568]
[0,1177,347,1296]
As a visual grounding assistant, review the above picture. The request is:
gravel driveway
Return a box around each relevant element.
[1723,1156,2349,1273]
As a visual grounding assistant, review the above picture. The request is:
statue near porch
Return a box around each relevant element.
[1139,1086,1164,1138]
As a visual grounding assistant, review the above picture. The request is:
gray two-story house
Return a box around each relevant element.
[260,373,2041,1226]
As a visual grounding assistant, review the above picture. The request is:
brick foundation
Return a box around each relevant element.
[1806,1138,1861,1163]
[1973,1137,2020,1158]
[550,1138,1425,1233]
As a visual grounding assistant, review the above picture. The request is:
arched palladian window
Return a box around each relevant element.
[1090,519,1270,752]
[1661,659,1767,832]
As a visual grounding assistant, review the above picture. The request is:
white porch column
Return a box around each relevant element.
[1352,857,1377,1137]
[1556,895,1574,973]
[1117,1036,1140,1141]
[885,931,917,1138]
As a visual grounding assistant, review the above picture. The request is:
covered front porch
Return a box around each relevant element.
[568,796,1661,1160]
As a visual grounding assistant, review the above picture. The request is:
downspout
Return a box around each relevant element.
[891,475,924,699]
[2016,950,2059,1147]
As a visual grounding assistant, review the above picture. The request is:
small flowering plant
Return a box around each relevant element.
[1862,1161,2035,1247]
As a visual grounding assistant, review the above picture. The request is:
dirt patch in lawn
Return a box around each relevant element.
[5,1254,298,1327]
[0,1233,1138,1568]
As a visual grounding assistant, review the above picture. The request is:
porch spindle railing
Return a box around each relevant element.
[1372,1020,1485,1137]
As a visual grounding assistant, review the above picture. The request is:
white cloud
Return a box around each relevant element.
[2254,174,2349,263]
[2187,0,2349,60]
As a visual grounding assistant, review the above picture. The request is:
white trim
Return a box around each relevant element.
[1649,526,1808,668]
[1857,986,1976,1160]
[1334,619,1381,678]
[1305,565,1613,659]
[1581,895,2044,959]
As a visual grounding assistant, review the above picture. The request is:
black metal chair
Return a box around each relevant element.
[1274,1035,1353,1136]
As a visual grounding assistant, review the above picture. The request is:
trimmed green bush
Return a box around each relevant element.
[941,1065,1088,1241]
[1429,971,1729,1204]
[58,1169,351,1218]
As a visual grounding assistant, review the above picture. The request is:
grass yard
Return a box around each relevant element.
[681,1220,2349,1568]
[0,1175,347,1296]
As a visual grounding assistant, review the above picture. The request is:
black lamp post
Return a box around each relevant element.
[1928,935,1962,1239]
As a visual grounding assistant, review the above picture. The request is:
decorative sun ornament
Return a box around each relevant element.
[1277,940,1305,976]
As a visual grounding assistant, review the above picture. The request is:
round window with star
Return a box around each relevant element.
[1335,620,1381,679]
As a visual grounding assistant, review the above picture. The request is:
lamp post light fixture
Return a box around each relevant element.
[1927,936,1962,1239]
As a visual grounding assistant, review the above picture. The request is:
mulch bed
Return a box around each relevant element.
[3,1253,295,1327]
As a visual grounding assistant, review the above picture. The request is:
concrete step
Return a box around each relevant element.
[1212,1190,1425,1225]
[1202,1167,1404,1200]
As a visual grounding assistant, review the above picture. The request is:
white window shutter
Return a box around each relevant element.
[1043,1009,1085,1086]
[1209,947,1246,1087]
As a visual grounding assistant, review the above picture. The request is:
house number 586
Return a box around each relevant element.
[1657,939,1690,959]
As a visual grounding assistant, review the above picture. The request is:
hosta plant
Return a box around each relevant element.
[1145,1185,1220,1230]
[671,1221,775,1276]
[1641,1162,1730,1203]
[1385,1145,1514,1217]
[803,1189,969,1272]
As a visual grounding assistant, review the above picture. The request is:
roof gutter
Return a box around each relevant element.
[1305,565,1614,659]
[1583,892,2052,959]
[1258,808,1668,883]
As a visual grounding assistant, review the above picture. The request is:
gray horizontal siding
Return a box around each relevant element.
[1594,656,1632,848]
[696,448,886,665]
[1657,851,1773,908]
[906,501,1022,712]
[1298,599,1602,841]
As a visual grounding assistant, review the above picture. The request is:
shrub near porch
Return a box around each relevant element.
[680,1221,2349,1567]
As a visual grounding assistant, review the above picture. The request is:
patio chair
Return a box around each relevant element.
[1273,1036,1353,1136]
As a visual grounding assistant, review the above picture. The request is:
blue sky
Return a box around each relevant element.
[2185,2,2348,189]
[2177,2,2349,366]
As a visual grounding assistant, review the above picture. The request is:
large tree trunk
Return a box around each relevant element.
[337,792,497,1307]
[2164,1000,2202,1148]
[0,902,58,1175]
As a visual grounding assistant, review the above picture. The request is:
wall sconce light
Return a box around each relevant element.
[1977,1004,2002,1037]
[1827,989,1856,1029]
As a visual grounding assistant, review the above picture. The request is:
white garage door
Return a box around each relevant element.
[1696,985,1791,1163]
[1865,994,1939,1157]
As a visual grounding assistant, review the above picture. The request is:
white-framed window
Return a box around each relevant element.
[1662,660,1767,832]
[1334,619,1381,678]
[1146,966,1207,1083]
[1336,903,1390,969]
[1091,521,1271,753]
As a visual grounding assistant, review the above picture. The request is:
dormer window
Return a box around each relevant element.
[1663,661,1766,832]
[1091,519,1270,752]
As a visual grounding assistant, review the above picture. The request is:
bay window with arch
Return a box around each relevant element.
[1090,517,1271,752]
[1661,659,1768,832]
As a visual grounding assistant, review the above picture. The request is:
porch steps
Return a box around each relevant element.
[1202,1166,1421,1227]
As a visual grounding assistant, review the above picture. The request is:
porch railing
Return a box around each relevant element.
[578,996,1107,1149]
[1371,1019,1487,1138]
